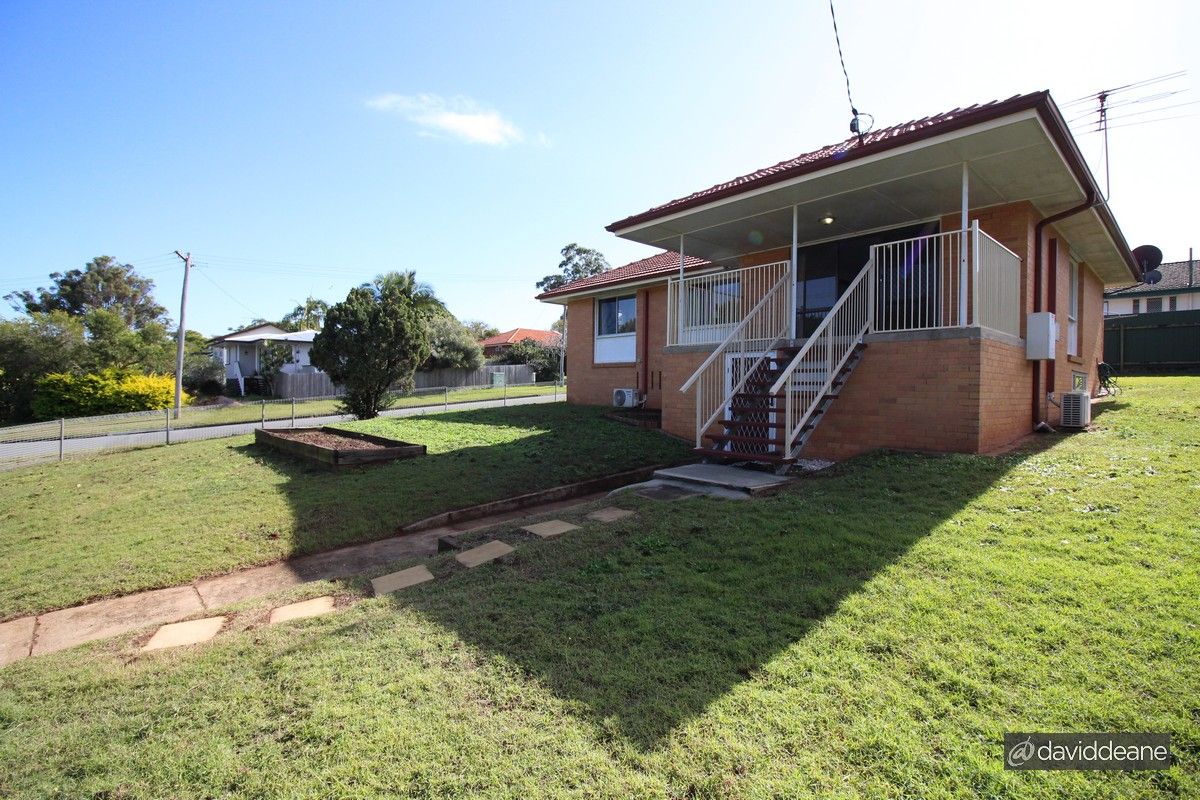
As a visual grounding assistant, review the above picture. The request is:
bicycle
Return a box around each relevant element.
[1097,361,1120,396]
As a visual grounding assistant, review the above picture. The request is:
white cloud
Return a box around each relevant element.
[366,93,523,146]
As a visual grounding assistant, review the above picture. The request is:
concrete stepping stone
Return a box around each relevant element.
[522,519,579,539]
[586,507,635,523]
[142,616,226,652]
[33,585,205,657]
[371,564,435,595]
[0,617,35,666]
[455,540,514,568]
[268,596,336,624]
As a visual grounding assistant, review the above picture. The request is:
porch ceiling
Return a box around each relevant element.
[613,110,1132,284]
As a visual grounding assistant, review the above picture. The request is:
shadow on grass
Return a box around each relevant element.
[233,403,692,560]
[388,446,1049,752]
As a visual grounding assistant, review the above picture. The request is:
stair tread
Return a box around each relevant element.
[693,447,795,465]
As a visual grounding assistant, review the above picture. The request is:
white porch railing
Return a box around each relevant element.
[667,260,791,346]
[870,223,1021,338]
[769,260,873,455]
[679,270,792,446]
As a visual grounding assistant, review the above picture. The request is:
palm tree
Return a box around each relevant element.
[369,271,448,319]
[281,296,330,331]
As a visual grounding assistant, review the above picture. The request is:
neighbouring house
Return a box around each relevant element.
[1104,257,1199,315]
[209,323,322,396]
[537,91,1140,466]
[479,327,563,358]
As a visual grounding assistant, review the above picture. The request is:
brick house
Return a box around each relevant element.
[537,91,1140,466]
[1104,258,1199,315]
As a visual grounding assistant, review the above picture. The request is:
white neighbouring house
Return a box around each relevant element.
[209,323,323,396]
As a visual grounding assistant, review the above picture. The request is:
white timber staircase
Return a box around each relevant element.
[683,258,874,471]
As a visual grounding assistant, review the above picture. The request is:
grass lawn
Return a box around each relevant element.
[0,403,688,619]
[0,377,1195,798]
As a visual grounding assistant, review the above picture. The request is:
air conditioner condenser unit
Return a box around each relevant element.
[613,388,639,408]
[1060,390,1091,428]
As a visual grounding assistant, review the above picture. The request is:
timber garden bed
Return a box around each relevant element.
[254,426,426,468]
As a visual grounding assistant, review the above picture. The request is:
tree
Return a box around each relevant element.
[258,341,292,385]
[462,320,500,340]
[495,339,562,382]
[5,256,167,329]
[281,297,330,331]
[0,312,90,422]
[425,316,484,370]
[81,309,175,373]
[536,243,610,293]
[310,271,438,419]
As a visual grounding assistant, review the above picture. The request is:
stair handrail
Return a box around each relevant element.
[679,270,792,393]
[679,270,793,447]
[768,258,873,455]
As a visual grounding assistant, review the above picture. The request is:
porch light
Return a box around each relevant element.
[820,214,835,225]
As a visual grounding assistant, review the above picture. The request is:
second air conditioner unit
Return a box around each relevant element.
[1060,390,1091,428]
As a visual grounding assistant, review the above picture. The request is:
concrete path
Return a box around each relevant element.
[0,392,563,469]
[0,490,609,667]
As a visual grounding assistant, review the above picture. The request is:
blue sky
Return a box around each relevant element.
[1,1,1197,336]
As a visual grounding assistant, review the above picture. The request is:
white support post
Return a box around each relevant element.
[678,234,686,341]
[971,220,982,327]
[790,205,799,340]
[867,247,877,333]
[959,162,969,326]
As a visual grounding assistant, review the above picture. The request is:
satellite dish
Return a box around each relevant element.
[1133,244,1163,281]
[1144,269,1163,285]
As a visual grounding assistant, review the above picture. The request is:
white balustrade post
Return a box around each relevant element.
[971,220,982,328]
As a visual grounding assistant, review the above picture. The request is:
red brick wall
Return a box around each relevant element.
[564,297,637,406]
[979,337,1033,451]
[802,337,983,460]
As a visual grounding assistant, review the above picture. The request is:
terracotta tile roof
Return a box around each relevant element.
[536,251,710,300]
[1105,260,1200,296]
[606,92,1052,232]
[479,327,562,347]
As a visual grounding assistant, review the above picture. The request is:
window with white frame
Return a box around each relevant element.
[596,295,636,336]
[1067,261,1080,357]
[594,294,637,364]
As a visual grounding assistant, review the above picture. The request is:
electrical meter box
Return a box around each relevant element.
[1026,312,1057,360]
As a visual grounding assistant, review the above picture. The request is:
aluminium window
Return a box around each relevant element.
[1133,299,1141,314]
[597,295,636,336]
[1170,296,1178,312]
[1147,297,1163,313]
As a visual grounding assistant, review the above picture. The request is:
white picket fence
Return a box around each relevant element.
[0,380,565,470]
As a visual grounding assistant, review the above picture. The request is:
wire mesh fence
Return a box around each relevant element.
[0,380,566,471]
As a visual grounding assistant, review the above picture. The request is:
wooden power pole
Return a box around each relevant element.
[172,250,193,418]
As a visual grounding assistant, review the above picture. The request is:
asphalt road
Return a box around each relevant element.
[0,393,564,469]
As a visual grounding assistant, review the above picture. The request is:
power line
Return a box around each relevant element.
[828,0,870,143]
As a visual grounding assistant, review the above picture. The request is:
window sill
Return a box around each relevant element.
[1067,355,1083,365]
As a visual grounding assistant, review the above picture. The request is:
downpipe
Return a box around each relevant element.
[1031,189,1096,429]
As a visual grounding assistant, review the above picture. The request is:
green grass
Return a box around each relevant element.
[0,403,687,619]
[0,377,1196,798]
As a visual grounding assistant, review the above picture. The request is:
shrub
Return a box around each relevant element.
[31,370,188,419]
[182,355,226,397]
[494,338,562,381]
